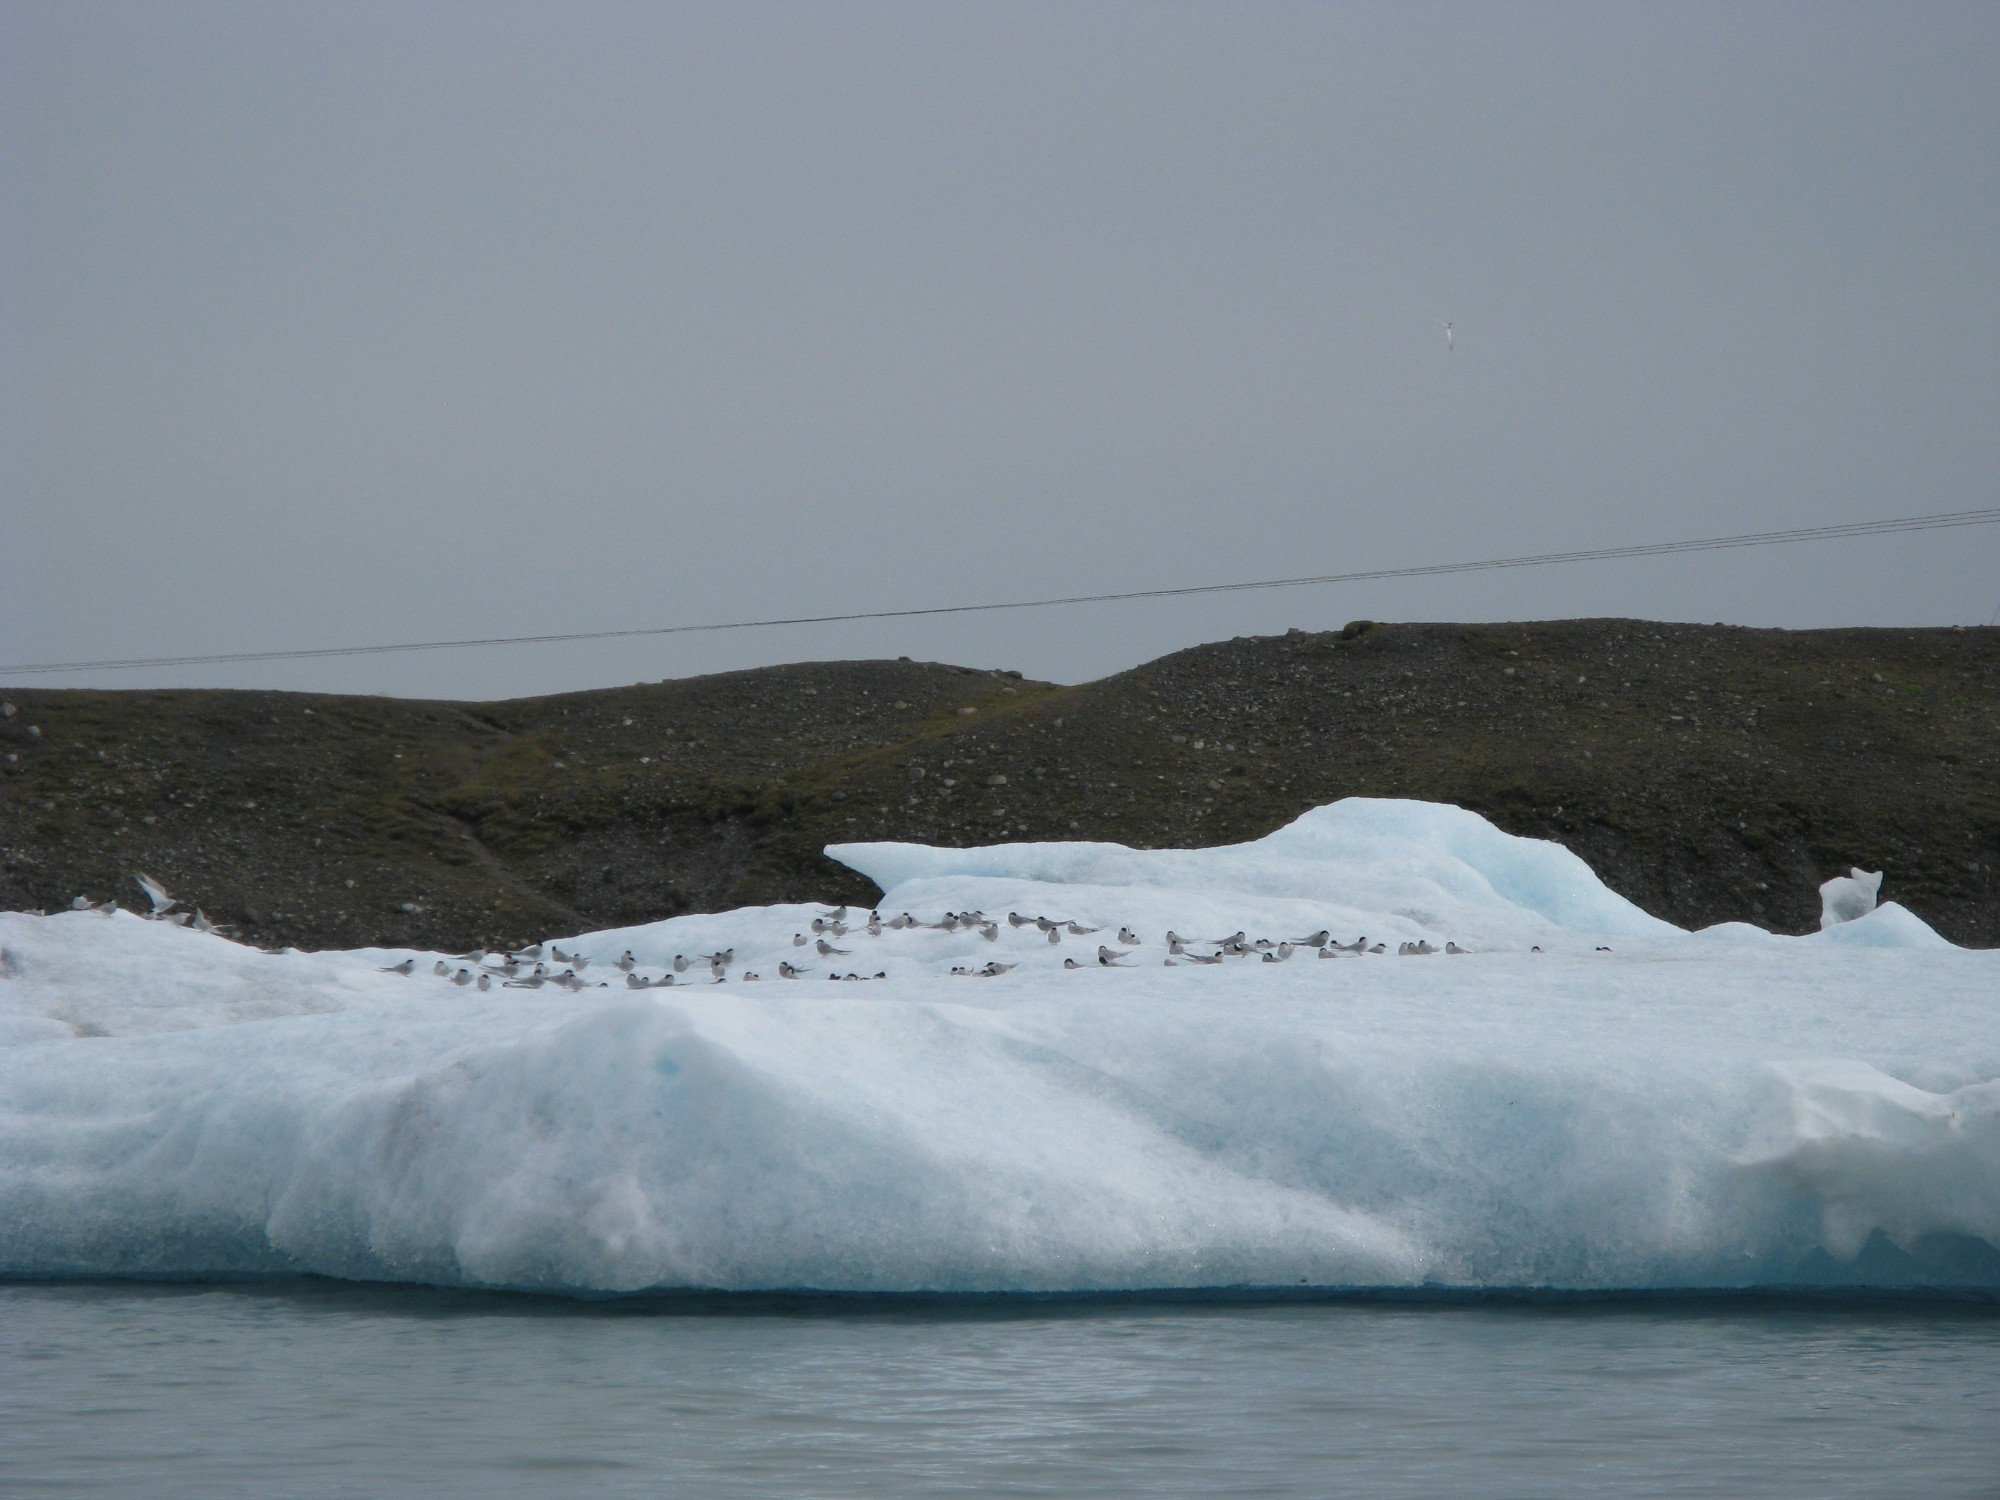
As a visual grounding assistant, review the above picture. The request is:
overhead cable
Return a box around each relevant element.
[4,506,1995,677]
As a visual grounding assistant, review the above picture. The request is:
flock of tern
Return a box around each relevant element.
[71,878,1493,991]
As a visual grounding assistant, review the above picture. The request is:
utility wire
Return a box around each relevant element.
[5,506,1996,677]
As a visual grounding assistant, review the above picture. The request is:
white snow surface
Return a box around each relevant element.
[1,798,1994,1297]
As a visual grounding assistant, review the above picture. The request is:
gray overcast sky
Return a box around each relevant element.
[3,1,1996,700]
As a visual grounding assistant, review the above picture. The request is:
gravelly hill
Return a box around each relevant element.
[4,619,1996,949]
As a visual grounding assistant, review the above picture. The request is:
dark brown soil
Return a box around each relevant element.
[4,619,1996,949]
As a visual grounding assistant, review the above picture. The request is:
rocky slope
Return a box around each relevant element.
[4,619,1996,949]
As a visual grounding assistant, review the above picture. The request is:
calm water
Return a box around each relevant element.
[2,1284,1997,1498]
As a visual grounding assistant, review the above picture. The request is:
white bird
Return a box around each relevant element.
[778,962,810,979]
[476,973,492,991]
[978,922,999,942]
[652,973,678,987]
[1046,926,1062,945]
[1065,921,1101,936]
[1008,912,1034,928]
[505,975,546,989]
[133,872,177,917]
[433,960,451,976]
[1063,958,1083,970]
[866,914,883,937]
[380,958,417,975]
[1445,942,1471,955]
[821,905,850,922]
[1438,319,1454,352]
[1291,930,1330,948]
[189,910,222,935]
[452,968,475,986]
[1184,951,1225,965]
[980,961,1016,976]
[1116,927,1141,947]
[1096,945,1131,963]
[673,954,691,972]
[1098,952,1135,968]
[816,938,850,957]
[616,951,637,972]
[626,972,651,989]
[793,932,809,946]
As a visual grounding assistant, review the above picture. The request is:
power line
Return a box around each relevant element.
[4,506,1996,678]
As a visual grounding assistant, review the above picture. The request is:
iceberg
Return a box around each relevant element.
[1,798,1993,1297]
[1819,866,1885,929]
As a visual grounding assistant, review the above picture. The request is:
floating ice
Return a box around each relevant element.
[0,798,1993,1297]
[1819,867,1884,929]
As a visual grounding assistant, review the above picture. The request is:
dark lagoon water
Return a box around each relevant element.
[3,1284,1997,1498]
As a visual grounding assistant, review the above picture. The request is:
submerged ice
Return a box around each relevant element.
[1,798,1994,1296]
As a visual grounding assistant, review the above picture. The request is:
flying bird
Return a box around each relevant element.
[133,873,177,917]
[1438,319,1454,352]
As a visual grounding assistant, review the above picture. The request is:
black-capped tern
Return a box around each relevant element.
[134,872,177,918]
